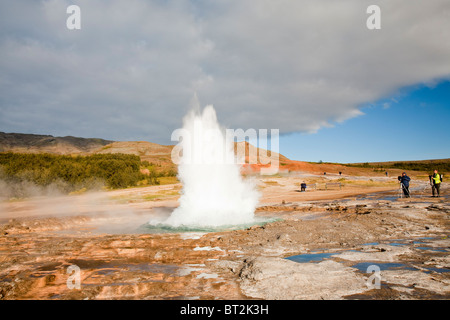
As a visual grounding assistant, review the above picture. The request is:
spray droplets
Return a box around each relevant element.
[152,104,259,228]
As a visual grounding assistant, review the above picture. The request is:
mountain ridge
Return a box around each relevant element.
[1,132,447,176]
[0,132,113,155]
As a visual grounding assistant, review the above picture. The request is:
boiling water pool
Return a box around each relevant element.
[139,217,280,234]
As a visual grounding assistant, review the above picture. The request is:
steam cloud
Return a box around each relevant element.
[152,101,260,228]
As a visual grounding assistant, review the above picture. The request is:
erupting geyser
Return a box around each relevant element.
[150,101,260,229]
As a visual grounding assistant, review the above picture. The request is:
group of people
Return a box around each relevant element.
[298,170,443,197]
[398,169,443,198]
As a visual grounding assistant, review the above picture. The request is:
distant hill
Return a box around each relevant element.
[350,159,450,166]
[0,132,113,155]
[2,132,447,177]
[95,141,175,169]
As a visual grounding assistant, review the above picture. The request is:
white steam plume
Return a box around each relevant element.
[159,101,259,227]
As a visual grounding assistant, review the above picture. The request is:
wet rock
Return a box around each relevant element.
[211,260,243,275]
[1,183,449,300]
[381,269,450,293]
[338,245,412,262]
[239,257,367,299]
[275,234,291,242]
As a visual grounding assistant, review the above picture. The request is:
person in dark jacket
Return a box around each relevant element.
[300,182,307,192]
[398,172,411,198]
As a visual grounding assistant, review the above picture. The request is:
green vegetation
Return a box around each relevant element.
[381,161,450,173]
[343,160,450,174]
[0,152,162,195]
[157,176,179,185]
[307,161,341,165]
[140,160,177,178]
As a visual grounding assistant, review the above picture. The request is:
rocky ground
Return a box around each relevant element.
[0,174,448,300]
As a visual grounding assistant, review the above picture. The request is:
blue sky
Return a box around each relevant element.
[280,80,450,163]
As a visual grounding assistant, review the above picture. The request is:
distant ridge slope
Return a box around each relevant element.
[0,132,113,155]
[95,141,175,168]
[2,132,446,176]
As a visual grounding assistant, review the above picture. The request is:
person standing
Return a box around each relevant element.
[399,172,411,198]
[430,169,442,197]
[300,182,307,192]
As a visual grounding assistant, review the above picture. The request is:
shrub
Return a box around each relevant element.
[0,152,157,195]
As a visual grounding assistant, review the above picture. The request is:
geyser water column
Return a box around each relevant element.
[161,104,260,228]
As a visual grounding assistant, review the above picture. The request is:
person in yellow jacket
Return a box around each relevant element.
[429,169,442,197]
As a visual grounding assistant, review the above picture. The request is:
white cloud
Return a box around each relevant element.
[0,0,449,142]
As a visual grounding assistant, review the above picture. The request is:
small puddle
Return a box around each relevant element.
[286,236,449,273]
[355,193,398,202]
[352,262,450,274]
[364,238,443,248]
[416,247,448,253]
[286,252,340,263]
[141,217,279,234]
[423,267,450,274]
[351,262,417,272]
[298,212,331,221]
[388,242,409,247]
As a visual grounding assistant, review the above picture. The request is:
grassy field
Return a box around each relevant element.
[336,178,399,188]
[345,158,450,175]
[157,176,179,185]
